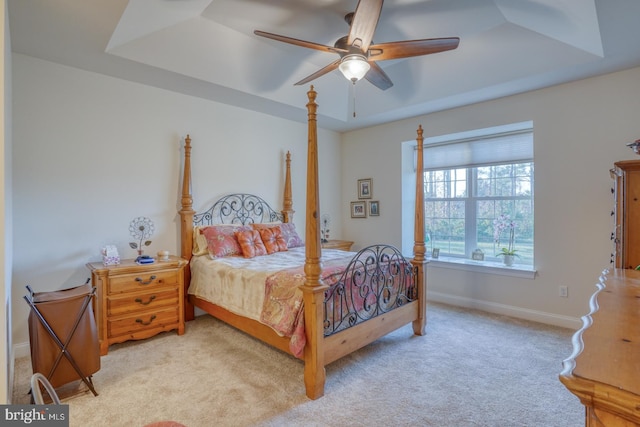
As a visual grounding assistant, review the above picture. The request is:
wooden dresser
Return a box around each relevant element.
[86,256,188,355]
[611,160,640,269]
[321,239,354,251]
[559,268,640,426]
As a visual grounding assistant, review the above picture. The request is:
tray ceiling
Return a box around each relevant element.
[8,0,640,131]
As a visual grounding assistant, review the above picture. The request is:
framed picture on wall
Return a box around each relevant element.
[351,201,367,218]
[369,201,380,216]
[357,178,372,199]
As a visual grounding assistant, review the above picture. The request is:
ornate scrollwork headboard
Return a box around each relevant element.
[194,193,284,226]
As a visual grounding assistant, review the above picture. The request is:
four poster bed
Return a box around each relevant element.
[178,86,427,399]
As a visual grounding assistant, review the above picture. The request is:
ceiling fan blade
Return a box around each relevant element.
[347,0,383,52]
[365,62,393,90]
[368,37,460,61]
[294,59,341,86]
[254,30,348,55]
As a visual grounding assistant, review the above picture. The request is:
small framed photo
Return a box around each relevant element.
[351,201,367,218]
[471,249,485,261]
[431,248,440,259]
[358,178,372,199]
[369,201,380,216]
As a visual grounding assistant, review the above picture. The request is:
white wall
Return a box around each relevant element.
[341,66,640,327]
[11,54,342,351]
[11,49,640,361]
[1,0,11,403]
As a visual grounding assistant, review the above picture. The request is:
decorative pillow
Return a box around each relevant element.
[279,222,304,248]
[192,226,209,256]
[201,225,250,258]
[251,223,280,230]
[252,222,304,248]
[235,229,268,258]
[258,226,288,254]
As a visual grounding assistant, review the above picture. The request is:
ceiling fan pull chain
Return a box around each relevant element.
[352,81,357,118]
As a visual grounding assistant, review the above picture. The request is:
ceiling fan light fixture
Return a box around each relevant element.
[339,54,370,83]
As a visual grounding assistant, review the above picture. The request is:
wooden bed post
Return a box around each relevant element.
[282,151,295,223]
[412,125,427,335]
[300,86,328,400]
[179,134,196,321]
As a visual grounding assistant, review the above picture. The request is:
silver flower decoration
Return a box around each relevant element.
[321,214,331,243]
[129,217,154,255]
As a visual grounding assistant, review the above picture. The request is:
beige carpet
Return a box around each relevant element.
[13,302,583,427]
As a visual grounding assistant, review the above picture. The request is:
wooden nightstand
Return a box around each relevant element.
[86,256,188,355]
[322,239,354,251]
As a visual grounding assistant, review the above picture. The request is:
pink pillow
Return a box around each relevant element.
[201,225,250,258]
[258,227,288,254]
[252,222,304,248]
[279,223,304,248]
[235,229,268,258]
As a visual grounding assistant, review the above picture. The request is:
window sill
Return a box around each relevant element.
[427,256,537,279]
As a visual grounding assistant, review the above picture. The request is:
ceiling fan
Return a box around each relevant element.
[254,0,460,90]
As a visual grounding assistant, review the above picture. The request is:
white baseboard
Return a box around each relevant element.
[13,342,30,360]
[9,342,30,404]
[428,291,582,330]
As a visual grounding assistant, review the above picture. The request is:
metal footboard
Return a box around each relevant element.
[323,244,418,337]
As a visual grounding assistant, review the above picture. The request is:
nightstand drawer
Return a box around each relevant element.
[108,270,178,294]
[107,288,179,316]
[107,306,179,337]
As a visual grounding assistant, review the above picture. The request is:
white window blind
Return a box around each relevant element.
[419,121,533,171]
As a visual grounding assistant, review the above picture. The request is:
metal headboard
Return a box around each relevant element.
[193,193,284,226]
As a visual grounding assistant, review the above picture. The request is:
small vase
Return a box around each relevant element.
[503,255,515,267]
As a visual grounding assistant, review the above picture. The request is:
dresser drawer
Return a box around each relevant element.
[107,306,179,338]
[108,270,178,294]
[107,287,179,316]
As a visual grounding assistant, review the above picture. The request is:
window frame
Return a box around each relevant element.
[424,162,534,264]
[418,121,535,272]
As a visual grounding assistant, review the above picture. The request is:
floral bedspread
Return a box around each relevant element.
[188,247,355,358]
[260,258,352,358]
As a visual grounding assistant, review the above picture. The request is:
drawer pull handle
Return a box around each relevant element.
[134,295,156,306]
[135,275,157,285]
[135,315,157,326]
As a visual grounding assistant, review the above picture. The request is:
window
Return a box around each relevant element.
[421,122,534,266]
